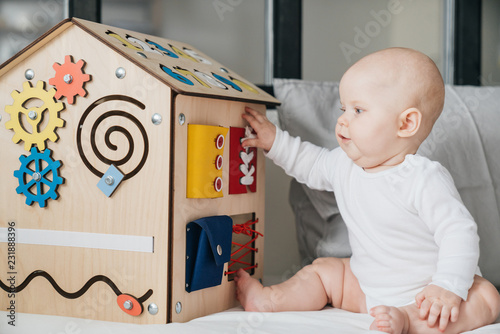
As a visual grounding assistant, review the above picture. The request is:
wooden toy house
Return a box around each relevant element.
[0,18,279,324]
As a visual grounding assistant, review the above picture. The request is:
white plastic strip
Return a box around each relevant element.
[264,0,274,86]
[0,228,154,253]
[443,0,455,85]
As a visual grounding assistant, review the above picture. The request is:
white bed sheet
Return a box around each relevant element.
[1,307,499,334]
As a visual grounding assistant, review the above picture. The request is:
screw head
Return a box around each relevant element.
[152,113,162,125]
[63,74,73,84]
[217,244,222,256]
[123,300,133,310]
[148,303,159,315]
[28,110,38,120]
[175,301,182,314]
[115,67,126,79]
[105,175,115,186]
[25,69,35,80]
[0,114,2,122]
[220,67,229,73]
[32,172,41,182]
[178,113,186,125]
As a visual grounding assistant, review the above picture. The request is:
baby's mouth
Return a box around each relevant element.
[338,134,351,143]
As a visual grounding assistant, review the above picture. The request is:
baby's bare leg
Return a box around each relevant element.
[370,275,500,334]
[234,257,366,313]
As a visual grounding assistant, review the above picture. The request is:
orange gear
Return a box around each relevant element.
[49,55,91,104]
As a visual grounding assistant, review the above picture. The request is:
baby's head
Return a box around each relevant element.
[337,47,445,171]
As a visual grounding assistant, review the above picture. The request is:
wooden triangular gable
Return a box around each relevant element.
[0,18,279,106]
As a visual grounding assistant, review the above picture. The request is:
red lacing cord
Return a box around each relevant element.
[225,219,262,275]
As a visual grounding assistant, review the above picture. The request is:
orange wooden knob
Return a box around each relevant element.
[117,294,143,316]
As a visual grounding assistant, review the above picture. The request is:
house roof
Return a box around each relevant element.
[0,18,280,106]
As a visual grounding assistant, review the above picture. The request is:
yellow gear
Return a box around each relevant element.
[5,81,65,151]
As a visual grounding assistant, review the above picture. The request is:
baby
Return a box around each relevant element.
[235,48,500,334]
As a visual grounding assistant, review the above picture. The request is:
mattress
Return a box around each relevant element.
[1,307,499,333]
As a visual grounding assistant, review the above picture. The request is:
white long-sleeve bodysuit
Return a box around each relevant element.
[267,128,481,309]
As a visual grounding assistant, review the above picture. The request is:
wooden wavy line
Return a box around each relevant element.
[0,270,153,303]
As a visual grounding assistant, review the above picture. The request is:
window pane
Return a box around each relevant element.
[482,0,500,86]
[154,0,266,84]
[0,0,65,64]
[303,0,445,82]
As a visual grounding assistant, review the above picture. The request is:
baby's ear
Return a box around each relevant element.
[397,108,421,138]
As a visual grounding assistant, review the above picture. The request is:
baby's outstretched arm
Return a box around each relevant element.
[241,107,276,151]
[243,106,336,192]
[415,284,462,332]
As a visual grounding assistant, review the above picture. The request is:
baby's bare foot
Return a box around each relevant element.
[234,269,274,312]
[370,305,410,334]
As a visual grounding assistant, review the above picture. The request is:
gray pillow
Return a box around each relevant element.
[273,79,351,264]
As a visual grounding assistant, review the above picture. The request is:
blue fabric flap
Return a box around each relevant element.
[193,215,232,265]
[185,215,233,292]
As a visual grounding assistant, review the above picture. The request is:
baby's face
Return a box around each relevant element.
[337,65,410,170]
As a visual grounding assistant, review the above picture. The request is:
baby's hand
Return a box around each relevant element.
[241,107,276,152]
[415,284,462,332]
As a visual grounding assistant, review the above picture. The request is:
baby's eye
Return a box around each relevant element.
[339,107,346,113]
[355,108,364,114]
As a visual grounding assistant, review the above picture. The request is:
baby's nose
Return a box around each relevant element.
[337,114,349,127]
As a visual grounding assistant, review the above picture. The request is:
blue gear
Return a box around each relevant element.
[14,147,64,208]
